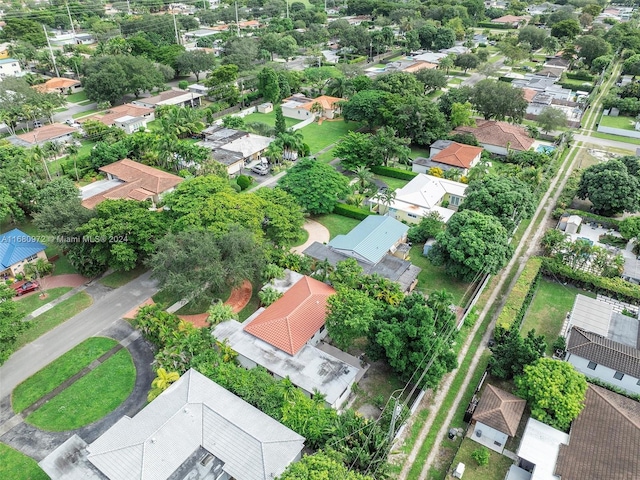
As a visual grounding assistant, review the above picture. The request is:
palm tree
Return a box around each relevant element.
[354,165,374,191]
[147,368,180,401]
[65,143,80,181]
[265,143,284,165]
[326,77,347,98]
[30,146,52,181]
[276,131,305,161]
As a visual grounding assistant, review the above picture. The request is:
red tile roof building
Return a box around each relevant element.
[455,120,535,152]
[244,276,335,355]
[432,142,483,169]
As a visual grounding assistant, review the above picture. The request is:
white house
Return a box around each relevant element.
[372,173,467,223]
[0,58,22,78]
[113,115,148,134]
[564,294,640,396]
[281,94,342,120]
[470,384,526,454]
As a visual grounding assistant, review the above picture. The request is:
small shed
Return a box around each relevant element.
[470,384,526,454]
[423,239,436,256]
[257,102,273,113]
[565,215,582,234]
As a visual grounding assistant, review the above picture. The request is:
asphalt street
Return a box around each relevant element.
[0,272,158,398]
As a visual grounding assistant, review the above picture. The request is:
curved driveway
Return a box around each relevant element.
[291,219,330,254]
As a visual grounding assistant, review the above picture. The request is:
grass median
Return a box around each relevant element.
[0,443,48,480]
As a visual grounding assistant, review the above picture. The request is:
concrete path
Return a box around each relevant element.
[291,219,330,254]
[0,271,158,399]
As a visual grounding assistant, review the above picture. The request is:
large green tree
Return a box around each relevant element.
[279,158,350,214]
[551,19,582,40]
[460,175,537,233]
[575,35,611,67]
[388,95,449,147]
[334,131,373,171]
[174,50,215,81]
[325,287,378,350]
[490,328,546,380]
[515,358,587,431]
[471,80,528,122]
[147,228,265,304]
[536,107,568,133]
[0,284,27,364]
[341,90,390,130]
[577,159,640,215]
[428,210,513,281]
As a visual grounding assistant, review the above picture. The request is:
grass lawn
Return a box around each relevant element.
[409,245,471,306]
[316,146,337,163]
[54,107,67,113]
[176,285,232,315]
[561,76,592,88]
[15,292,93,349]
[448,438,513,480]
[299,119,362,154]
[600,114,637,131]
[521,278,595,355]
[99,265,147,289]
[0,443,48,480]
[66,91,88,103]
[488,54,504,64]
[15,287,72,318]
[241,111,300,129]
[72,108,103,119]
[290,227,309,247]
[12,337,118,413]
[52,255,78,275]
[375,174,409,191]
[25,348,135,431]
[312,213,361,239]
[77,99,93,106]
[591,131,640,145]
[448,78,463,85]
[49,140,96,176]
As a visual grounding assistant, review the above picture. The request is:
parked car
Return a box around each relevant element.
[15,281,39,296]
[251,164,270,175]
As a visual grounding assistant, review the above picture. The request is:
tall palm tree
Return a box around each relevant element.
[264,143,284,165]
[65,143,80,181]
[276,131,305,161]
[354,165,374,191]
[379,189,396,215]
[31,146,52,181]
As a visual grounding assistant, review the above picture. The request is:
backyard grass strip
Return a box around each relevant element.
[15,287,72,318]
[12,337,118,413]
[0,443,49,480]
[99,265,147,288]
[25,348,136,431]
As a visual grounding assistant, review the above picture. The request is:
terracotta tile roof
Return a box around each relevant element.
[455,120,534,151]
[472,384,526,436]
[555,385,640,480]
[300,95,342,112]
[432,142,483,169]
[43,77,81,89]
[244,276,335,355]
[79,104,154,126]
[522,88,537,103]
[402,61,438,73]
[567,326,640,378]
[100,159,183,194]
[15,123,76,144]
[492,15,525,23]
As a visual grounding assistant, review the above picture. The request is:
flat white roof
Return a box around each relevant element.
[517,418,569,480]
[569,294,612,337]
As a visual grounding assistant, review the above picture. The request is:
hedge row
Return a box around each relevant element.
[557,81,593,92]
[371,165,418,180]
[477,21,513,29]
[540,257,640,305]
[495,257,543,339]
[565,71,594,82]
[563,209,621,230]
[333,203,375,220]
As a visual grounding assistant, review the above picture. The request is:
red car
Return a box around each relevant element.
[15,281,39,296]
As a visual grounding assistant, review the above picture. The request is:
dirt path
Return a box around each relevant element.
[224,280,253,313]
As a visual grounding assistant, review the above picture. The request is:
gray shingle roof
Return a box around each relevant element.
[87,369,304,480]
[567,326,640,378]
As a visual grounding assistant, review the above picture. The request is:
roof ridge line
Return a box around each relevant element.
[589,385,640,429]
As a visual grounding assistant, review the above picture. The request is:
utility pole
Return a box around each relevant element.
[235,2,240,36]
[286,0,289,19]
[126,0,132,15]
[43,24,60,78]
[65,0,76,40]
[173,14,180,45]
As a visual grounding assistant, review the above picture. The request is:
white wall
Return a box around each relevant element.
[480,143,509,156]
[470,422,509,454]
[567,354,640,395]
[282,106,312,120]
[412,164,430,174]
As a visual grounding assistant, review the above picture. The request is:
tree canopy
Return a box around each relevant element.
[490,328,546,380]
[279,158,350,214]
[428,210,513,281]
[471,80,528,122]
[577,159,640,216]
[515,358,587,431]
[325,287,378,350]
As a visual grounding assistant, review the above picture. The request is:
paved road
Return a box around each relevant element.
[574,133,638,152]
[0,272,157,398]
[52,101,98,123]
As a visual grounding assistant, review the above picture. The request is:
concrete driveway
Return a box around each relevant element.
[291,219,330,254]
[0,272,158,399]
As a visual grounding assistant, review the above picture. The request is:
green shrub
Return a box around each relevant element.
[478,21,513,29]
[565,71,594,81]
[333,203,374,220]
[472,447,490,466]
[349,56,367,64]
[258,287,283,307]
[370,165,418,180]
[236,174,252,190]
[207,303,238,326]
[557,82,593,92]
[540,257,640,305]
[495,257,542,339]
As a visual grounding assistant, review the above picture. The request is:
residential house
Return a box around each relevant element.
[281,94,342,120]
[257,102,273,113]
[0,229,47,278]
[74,33,94,45]
[506,418,570,480]
[440,46,470,55]
[197,125,273,176]
[80,159,183,209]
[187,83,209,96]
[9,123,77,147]
[183,28,220,41]
[470,384,526,454]
[214,272,363,409]
[544,57,570,70]
[373,173,467,224]
[78,103,155,132]
[132,88,203,109]
[455,120,535,155]
[536,66,564,79]
[37,77,82,94]
[304,215,421,292]
[0,58,22,78]
[85,369,305,480]
[564,294,640,395]
[401,61,438,73]
[412,52,448,64]
[508,384,640,480]
[491,15,528,27]
[412,140,483,175]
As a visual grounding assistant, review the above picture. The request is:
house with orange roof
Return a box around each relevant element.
[213,271,364,409]
[78,103,155,133]
[10,123,77,147]
[491,14,528,27]
[38,77,82,94]
[412,140,483,175]
[455,120,535,155]
[281,94,343,120]
[80,159,183,209]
